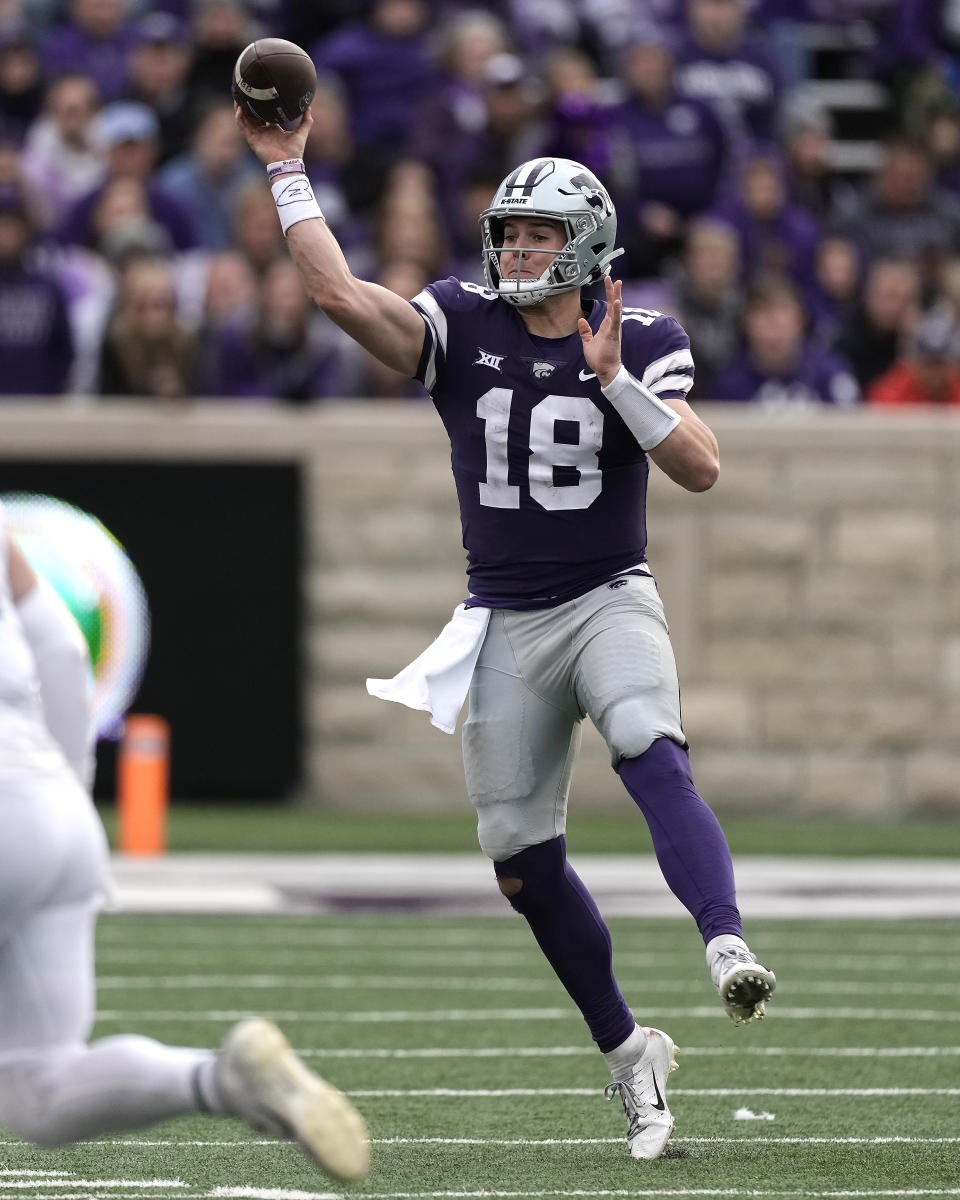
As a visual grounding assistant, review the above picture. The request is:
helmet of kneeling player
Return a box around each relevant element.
[479,157,623,308]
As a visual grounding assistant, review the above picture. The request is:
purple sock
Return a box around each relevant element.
[494,836,636,1053]
[618,738,743,944]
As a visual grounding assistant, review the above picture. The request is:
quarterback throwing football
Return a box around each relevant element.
[240,107,775,1161]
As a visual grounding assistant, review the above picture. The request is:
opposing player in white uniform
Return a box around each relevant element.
[238,110,775,1162]
[0,502,368,1179]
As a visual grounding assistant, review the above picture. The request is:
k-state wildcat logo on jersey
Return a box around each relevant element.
[474,349,505,371]
[530,362,556,378]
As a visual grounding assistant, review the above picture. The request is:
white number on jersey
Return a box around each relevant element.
[477,388,604,511]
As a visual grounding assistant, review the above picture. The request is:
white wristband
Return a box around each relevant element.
[270,174,325,236]
[601,364,682,451]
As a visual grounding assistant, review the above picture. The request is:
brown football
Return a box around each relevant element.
[232,38,317,129]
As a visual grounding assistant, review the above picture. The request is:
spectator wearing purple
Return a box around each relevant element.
[21,74,104,231]
[921,101,960,199]
[311,0,435,212]
[158,102,260,250]
[805,233,863,351]
[59,101,197,251]
[125,11,195,165]
[41,0,138,103]
[408,10,511,227]
[835,134,960,299]
[613,27,734,278]
[0,187,74,395]
[204,257,345,402]
[712,272,860,407]
[833,256,922,394]
[534,47,615,182]
[711,148,820,292]
[673,0,783,161]
[0,24,45,141]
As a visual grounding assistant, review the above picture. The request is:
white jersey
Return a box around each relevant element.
[0,501,67,778]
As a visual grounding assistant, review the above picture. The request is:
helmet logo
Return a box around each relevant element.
[559,171,609,215]
[501,158,555,197]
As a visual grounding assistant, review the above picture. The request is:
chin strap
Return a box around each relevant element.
[596,246,625,276]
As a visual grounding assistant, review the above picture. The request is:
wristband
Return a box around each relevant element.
[266,157,306,182]
[601,364,681,451]
[270,173,325,236]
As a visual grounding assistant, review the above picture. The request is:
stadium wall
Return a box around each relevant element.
[2,403,958,819]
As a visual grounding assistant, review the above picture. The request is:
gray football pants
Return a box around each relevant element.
[0,770,210,1146]
[463,572,686,861]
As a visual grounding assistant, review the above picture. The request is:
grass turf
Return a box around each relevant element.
[1,914,958,1197]
[94,802,960,857]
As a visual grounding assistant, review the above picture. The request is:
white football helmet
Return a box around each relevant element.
[479,157,623,307]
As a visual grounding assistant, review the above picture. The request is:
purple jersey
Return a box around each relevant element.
[412,278,694,607]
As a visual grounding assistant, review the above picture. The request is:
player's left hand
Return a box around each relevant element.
[578,276,622,387]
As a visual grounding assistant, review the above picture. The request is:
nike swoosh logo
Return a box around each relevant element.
[651,1073,666,1112]
[579,370,597,381]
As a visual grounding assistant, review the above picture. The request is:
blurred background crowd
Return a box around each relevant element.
[2,0,960,407]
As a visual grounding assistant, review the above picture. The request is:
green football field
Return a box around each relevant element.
[1,912,957,1199]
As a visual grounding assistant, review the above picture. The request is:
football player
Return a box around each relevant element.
[0,503,368,1181]
[239,109,775,1162]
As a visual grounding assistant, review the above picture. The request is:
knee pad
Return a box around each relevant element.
[600,695,665,765]
[493,835,566,915]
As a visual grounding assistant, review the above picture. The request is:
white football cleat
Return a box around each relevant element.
[214,1018,369,1181]
[604,1027,678,1160]
[707,935,777,1024]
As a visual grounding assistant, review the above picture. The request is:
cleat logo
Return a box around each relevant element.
[651,1073,666,1112]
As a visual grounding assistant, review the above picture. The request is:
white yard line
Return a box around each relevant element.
[1,1136,957,1150]
[341,1087,960,1098]
[90,950,960,976]
[212,1188,960,1198]
[91,1006,960,1023]
[294,1045,960,1060]
[92,975,960,999]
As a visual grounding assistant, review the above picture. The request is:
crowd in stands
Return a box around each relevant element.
[2,0,960,406]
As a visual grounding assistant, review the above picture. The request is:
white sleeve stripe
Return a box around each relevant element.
[649,373,694,396]
[641,348,695,389]
[412,290,448,355]
[414,307,440,391]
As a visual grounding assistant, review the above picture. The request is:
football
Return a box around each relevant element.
[232,38,317,129]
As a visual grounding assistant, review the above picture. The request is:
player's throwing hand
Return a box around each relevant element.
[235,103,313,166]
[578,275,622,387]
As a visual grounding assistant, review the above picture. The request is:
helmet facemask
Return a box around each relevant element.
[479,158,624,307]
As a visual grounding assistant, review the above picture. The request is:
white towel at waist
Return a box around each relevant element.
[366,603,491,734]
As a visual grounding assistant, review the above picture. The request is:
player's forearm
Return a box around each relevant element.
[285,220,424,377]
[647,408,719,492]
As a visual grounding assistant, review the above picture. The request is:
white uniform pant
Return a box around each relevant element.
[463,572,686,861]
[0,770,209,1146]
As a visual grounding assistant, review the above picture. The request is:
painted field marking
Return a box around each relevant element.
[1,1135,957,1150]
[294,1045,960,1060]
[213,1187,960,1198]
[0,1182,186,1190]
[95,927,960,954]
[91,1007,960,1024]
[92,975,960,999]
[91,949,960,976]
[342,1086,960,1098]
